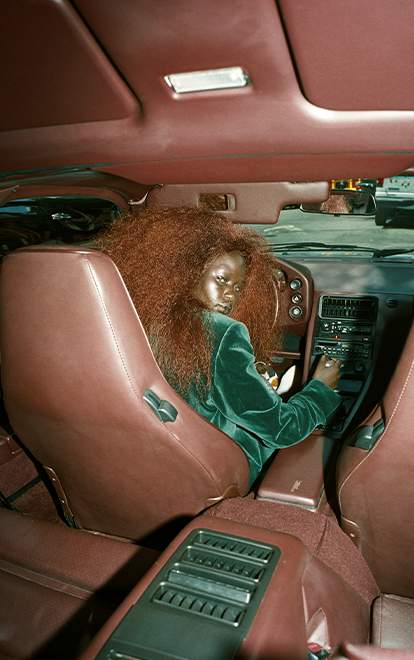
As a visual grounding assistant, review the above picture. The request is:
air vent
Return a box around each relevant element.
[194,531,273,562]
[147,530,277,630]
[320,296,377,321]
[180,548,264,581]
[153,585,244,625]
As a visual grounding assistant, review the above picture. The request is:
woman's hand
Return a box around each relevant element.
[312,354,341,390]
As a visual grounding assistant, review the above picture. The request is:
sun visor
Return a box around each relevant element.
[145,182,329,224]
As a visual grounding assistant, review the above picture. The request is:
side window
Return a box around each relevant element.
[0,196,120,258]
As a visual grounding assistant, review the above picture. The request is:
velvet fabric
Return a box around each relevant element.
[184,312,341,485]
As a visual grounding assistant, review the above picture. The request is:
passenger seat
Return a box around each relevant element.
[0,508,159,659]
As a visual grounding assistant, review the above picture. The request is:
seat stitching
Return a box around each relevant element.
[86,259,224,493]
[0,558,93,601]
[86,259,140,399]
[338,356,414,507]
[385,359,414,429]
[379,594,383,646]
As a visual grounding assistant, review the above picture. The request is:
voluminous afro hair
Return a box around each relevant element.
[97,207,282,394]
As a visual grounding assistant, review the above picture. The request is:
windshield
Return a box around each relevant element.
[251,204,414,260]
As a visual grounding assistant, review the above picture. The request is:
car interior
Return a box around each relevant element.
[1,2,414,659]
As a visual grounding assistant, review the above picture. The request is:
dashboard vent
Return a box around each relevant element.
[320,296,377,320]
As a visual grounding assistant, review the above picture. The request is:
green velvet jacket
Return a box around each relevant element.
[184,312,341,486]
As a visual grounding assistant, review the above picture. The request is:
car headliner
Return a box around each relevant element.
[1,0,414,186]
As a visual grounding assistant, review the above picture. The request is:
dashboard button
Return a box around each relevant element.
[289,278,302,290]
[289,305,303,319]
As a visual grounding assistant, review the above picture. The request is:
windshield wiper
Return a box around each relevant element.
[372,248,414,259]
[266,242,414,260]
[267,242,378,253]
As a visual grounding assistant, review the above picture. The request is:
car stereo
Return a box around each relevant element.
[312,295,378,432]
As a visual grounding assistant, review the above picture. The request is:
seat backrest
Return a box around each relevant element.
[0,247,249,540]
[337,319,414,595]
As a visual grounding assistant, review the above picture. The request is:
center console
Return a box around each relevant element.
[311,295,378,434]
[79,515,372,660]
[93,528,282,660]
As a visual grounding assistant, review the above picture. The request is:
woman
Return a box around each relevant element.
[98,206,341,486]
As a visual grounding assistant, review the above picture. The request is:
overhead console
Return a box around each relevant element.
[312,295,378,434]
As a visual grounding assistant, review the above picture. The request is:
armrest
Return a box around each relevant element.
[256,433,334,510]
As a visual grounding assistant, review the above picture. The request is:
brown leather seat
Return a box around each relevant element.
[371,594,414,650]
[0,246,249,541]
[0,507,159,660]
[329,595,414,657]
[336,320,414,596]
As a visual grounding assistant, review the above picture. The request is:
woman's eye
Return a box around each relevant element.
[234,284,241,293]
[216,275,226,284]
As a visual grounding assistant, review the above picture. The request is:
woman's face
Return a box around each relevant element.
[193,251,246,315]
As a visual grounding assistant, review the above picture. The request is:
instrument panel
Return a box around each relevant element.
[273,256,414,437]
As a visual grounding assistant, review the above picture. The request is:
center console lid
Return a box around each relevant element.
[256,432,334,510]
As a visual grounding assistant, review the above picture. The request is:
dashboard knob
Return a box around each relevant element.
[291,293,303,304]
[274,268,287,290]
[289,305,303,320]
[289,278,302,290]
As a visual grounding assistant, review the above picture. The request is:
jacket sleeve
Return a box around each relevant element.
[212,320,341,449]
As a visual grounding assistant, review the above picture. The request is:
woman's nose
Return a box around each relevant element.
[223,288,234,300]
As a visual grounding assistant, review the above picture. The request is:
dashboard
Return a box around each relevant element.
[272,256,414,438]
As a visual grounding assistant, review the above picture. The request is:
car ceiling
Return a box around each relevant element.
[1,0,414,185]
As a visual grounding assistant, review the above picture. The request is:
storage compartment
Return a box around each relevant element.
[256,433,333,510]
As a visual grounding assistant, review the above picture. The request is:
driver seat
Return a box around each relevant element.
[0,246,249,541]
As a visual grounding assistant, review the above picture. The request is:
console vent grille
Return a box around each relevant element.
[153,585,244,624]
[194,531,273,562]
[181,548,264,581]
[148,530,278,629]
[96,530,280,660]
[320,296,377,320]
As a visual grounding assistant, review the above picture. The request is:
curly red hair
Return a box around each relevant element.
[97,207,282,394]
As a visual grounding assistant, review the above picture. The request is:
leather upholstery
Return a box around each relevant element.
[337,321,414,595]
[330,642,414,659]
[0,507,158,660]
[256,432,332,510]
[0,247,249,540]
[371,595,414,650]
[80,515,372,660]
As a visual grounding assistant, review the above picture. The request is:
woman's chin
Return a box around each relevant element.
[214,305,232,315]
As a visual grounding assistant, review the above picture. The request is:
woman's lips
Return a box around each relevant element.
[215,303,232,314]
